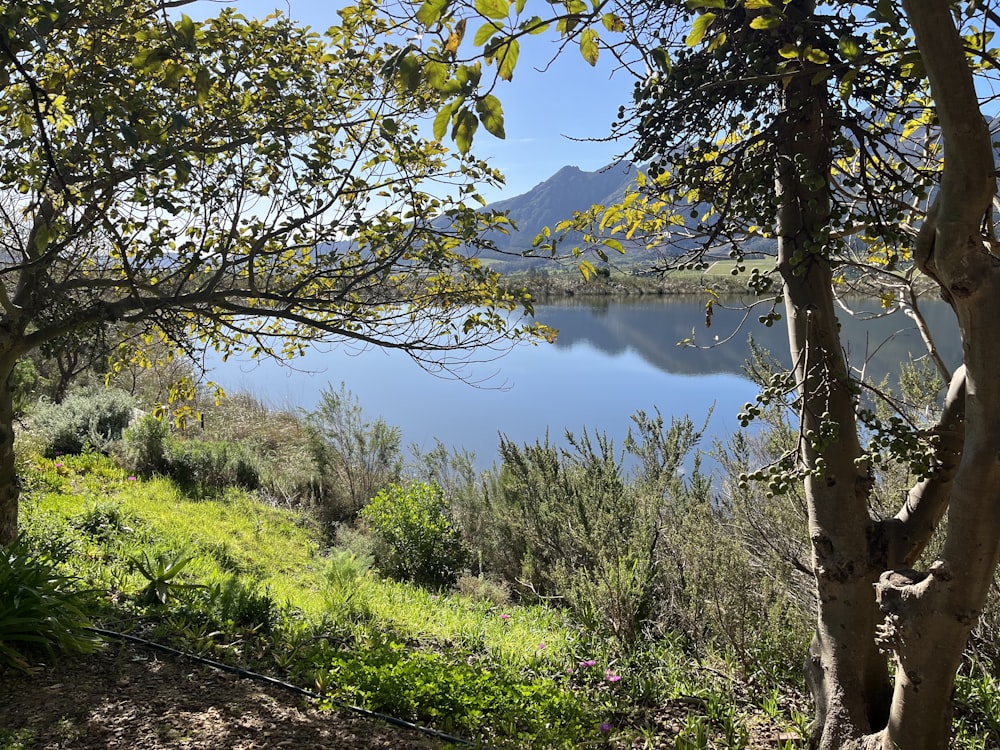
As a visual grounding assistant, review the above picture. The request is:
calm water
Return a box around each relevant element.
[208,296,960,468]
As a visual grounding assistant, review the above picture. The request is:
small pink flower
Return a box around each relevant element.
[579,659,597,668]
[54,463,63,468]
[499,613,510,620]
[604,670,621,683]
[537,642,546,650]
[127,476,137,481]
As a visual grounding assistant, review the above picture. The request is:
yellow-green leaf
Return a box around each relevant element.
[474,21,502,45]
[476,94,505,138]
[416,0,449,26]
[838,36,861,60]
[195,67,211,104]
[803,46,829,64]
[497,38,519,81]
[686,0,725,9]
[685,12,716,47]
[749,15,781,29]
[601,12,625,32]
[580,28,599,66]
[475,0,510,21]
[744,0,774,8]
[778,43,799,59]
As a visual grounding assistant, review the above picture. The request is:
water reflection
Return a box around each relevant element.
[208,295,961,468]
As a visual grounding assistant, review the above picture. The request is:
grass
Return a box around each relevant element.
[14,453,649,747]
[19,447,999,749]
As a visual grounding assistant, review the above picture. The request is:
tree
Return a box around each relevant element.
[0,0,551,545]
[374,0,1000,745]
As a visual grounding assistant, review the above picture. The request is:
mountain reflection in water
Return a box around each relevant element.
[209,295,960,468]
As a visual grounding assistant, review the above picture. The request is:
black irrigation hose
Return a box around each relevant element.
[85,626,481,748]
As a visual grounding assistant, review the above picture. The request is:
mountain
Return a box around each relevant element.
[481,162,639,257]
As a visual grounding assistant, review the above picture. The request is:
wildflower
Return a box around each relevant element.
[54,463,63,468]
[579,659,597,668]
[537,642,546,650]
[599,722,612,734]
[604,670,621,683]
[127,476,137,481]
[499,613,510,620]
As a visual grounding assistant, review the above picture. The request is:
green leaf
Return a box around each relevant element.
[686,0,725,8]
[650,47,672,72]
[475,94,505,138]
[452,106,479,153]
[195,67,211,104]
[474,21,502,45]
[685,12,716,47]
[475,0,510,21]
[743,0,774,8]
[778,43,799,59]
[398,54,422,91]
[520,16,550,34]
[749,15,781,29]
[838,36,861,60]
[176,14,196,46]
[580,28,599,66]
[497,38,519,81]
[416,0,449,26]
[424,60,448,90]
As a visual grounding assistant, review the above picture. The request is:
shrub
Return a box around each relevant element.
[467,410,708,647]
[360,481,468,589]
[164,438,259,495]
[0,542,100,669]
[31,385,135,456]
[121,414,170,477]
[306,383,403,522]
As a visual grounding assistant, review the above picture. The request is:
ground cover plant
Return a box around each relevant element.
[5,377,1000,748]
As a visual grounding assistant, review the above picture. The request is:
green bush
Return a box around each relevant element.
[164,438,259,495]
[121,414,170,477]
[465,411,708,646]
[360,481,468,589]
[31,386,135,456]
[0,542,100,669]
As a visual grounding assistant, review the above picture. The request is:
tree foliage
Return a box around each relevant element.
[0,0,552,544]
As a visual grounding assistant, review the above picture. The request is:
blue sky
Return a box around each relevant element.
[197,0,635,201]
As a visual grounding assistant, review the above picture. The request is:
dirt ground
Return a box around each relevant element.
[0,640,450,749]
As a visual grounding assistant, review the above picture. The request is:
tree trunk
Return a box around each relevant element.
[873,0,998,747]
[772,25,895,745]
[0,354,20,547]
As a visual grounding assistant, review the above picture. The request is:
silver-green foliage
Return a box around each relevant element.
[31,386,135,457]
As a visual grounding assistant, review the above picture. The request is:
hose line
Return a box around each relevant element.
[85,626,480,748]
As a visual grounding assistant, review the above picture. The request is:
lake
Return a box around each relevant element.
[208,295,961,469]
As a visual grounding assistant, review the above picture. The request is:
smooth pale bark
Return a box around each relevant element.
[773,50,893,746]
[871,1,1000,747]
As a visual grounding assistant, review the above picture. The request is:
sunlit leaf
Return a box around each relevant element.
[416,0,449,26]
[803,46,829,64]
[601,13,625,32]
[474,21,502,45]
[580,28,599,66]
[685,13,716,47]
[749,15,781,29]
[475,0,510,21]
[497,38,519,81]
